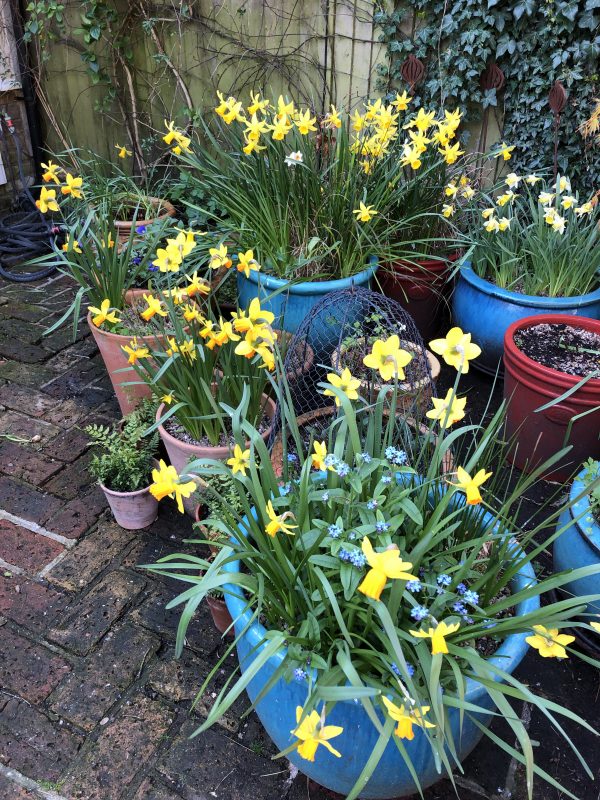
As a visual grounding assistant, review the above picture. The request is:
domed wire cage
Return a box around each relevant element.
[269,287,441,471]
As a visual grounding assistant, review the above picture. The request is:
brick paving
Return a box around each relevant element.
[0,272,598,800]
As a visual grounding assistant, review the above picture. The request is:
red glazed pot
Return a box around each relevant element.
[377,252,459,342]
[503,314,600,481]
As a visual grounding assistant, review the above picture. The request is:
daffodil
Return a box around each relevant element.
[461,186,475,200]
[400,143,421,170]
[442,203,455,218]
[558,175,571,193]
[551,213,566,234]
[481,208,496,219]
[185,271,210,298]
[101,232,115,249]
[294,109,317,135]
[311,441,329,471]
[121,337,150,365]
[323,104,342,129]
[496,191,515,207]
[439,141,464,164]
[182,303,203,323]
[231,298,275,333]
[209,243,232,270]
[504,172,521,188]
[35,186,59,213]
[271,115,293,140]
[291,707,343,762]
[236,249,261,278]
[242,137,266,155]
[543,206,557,225]
[227,444,251,476]
[363,336,412,382]
[382,697,435,740]
[429,327,481,373]
[525,174,541,184]
[149,459,196,514]
[41,160,61,184]
[166,337,196,360]
[526,625,574,658]
[166,230,195,259]
[276,95,295,119]
[574,201,593,216]
[448,466,492,505]
[161,393,174,405]
[561,195,576,210]
[538,191,555,206]
[357,537,417,601]
[494,142,515,161]
[404,108,435,133]
[445,182,458,198]
[115,144,132,158]
[163,120,191,154]
[61,236,82,254]
[498,217,511,231]
[88,299,120,327]
[410,621,460,655]
[247,91,269,115]
[140,294,167,322]
[351,110,366,131]
[353,202,378,222]
[484,216,500,233]
[426,389,467,428]
[323,368,361,406]
[152,245,182,273]
[392,90,412,111]
[265,500,297,537]
[285,151,303,166]
[243,112,269,142]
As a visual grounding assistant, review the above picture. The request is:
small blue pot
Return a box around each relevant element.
[553,466,600,615]
[452,266,600,374]
[236,259,377,336]
[222,528,538,798]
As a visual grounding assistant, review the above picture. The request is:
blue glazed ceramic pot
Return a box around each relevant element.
[553,466,600,615]
[236,258,377,337]
[222,521,538,799]
[452,266,600,375]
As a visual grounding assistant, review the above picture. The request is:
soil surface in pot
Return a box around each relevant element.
[513,323,600,377]
[164,411,272,448]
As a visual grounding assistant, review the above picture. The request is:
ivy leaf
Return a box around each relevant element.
[513,0,535,20]
[482,88,498,108]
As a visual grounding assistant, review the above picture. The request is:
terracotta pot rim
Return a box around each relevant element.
[157,394,277,459]
[100,481,152,498]
[87,311,169,346]
[504,313,600,388]
[113,197,176,229]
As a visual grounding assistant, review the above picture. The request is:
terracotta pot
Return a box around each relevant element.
[331,341,440,418]
[88,312,166,417]
[377,252,459,342]
[503,313,600,480]
[100,482,158,530]
[156,395,277,515]
[206,594,234,636]
[113,197,176,245]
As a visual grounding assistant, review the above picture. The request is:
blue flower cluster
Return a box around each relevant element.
[339,548,367,568]
[293,667,308,682]
[410,605,429,621]
[375,521,390,533]
[391,661,415,678]
[384,446,408,466]
[328,523,342,539]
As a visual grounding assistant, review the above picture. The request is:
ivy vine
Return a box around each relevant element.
[375,0,600,191]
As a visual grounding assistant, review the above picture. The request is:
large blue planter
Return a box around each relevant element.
[452,266,600,375]
[553,466,600,615]
[236,259,377,336]
[222,531,538,798]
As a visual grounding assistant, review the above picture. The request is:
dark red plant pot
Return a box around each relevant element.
[503,313,600,481]
[376,252,459,342]
[207,594,234,637]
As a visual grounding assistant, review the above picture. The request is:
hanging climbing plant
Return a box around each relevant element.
[375,0,600,191]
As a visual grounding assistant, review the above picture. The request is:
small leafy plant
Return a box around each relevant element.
[582,458,600,523]
[86,400,159,492]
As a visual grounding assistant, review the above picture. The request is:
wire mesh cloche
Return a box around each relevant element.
[270,287,441,469]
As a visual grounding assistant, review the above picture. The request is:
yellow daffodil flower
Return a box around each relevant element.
[61,236,82,254]
[505,172,521,188]
[185,271,210,298]
[448,466,492,505]
[182,303,203,323]
[163,120,191,154]
[244,112,269,142]
[101,232,115,249]
[484,216,500,233]
[115,144,132,158]
[236,249,261,278]
[429,327,481,373]
[351,110,366,131]
[543,206,556,224]
[526,625,574,658]
[498,217,511,231]
[561,195,576,210]
[410,621,460,655]
[558,176,571,193]
[358,537,417,601]
[525,174,541,185]
[590,621,600,633]
[166,230,195,259]
[271,115,293,140]
[149,459,196,514]
[442,203,455,218]
[574,201,593,216]
[426,389,467,428]
[462,186,475,200]
[41,160,61,184]
[243,137,266,155]
[323,368,361,406]
[231,298,275,333]
[161,393,174,405]
[538,191,555,207]
[400,143,421,170]
[311,441,329,471]
[404,108,436,133]
[392,91,412,111]
[140,294,167,322]
[291,707,343,762]
[323,104,342,129]
[481,207,496,219]
[227,444,251,476]
[152,245,182,273]
[121,337,150,365]
[445,182,458,198]
[382,697,435,740]
[408,129,430,154]
[440,141,464,164]
[294,109,317,135]
[35,186,59,213]
[247,91,269,116]
[353,202,378,222]
[209,243,232,270]
[276,95,295,119]
[88,299,120,327]
[162,287,186,305]
[497,190,515,207]
[205,318,239,350]
[551,213,566,234]
[265,499,297,537]
[363,335,413,382]
[166,337,196,360]
[234,325,275,363]
[494,142,515,161]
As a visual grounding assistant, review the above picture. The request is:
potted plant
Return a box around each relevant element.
[554,458,600,617]
[146,331,599,799]
[503,313,600,480]
[165,93,464,334]
[453,170,600,373]
[85,400,160,530]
